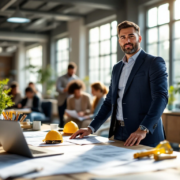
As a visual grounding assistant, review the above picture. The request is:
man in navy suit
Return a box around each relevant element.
[70,21,168,147]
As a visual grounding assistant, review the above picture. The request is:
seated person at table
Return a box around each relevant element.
[17,87,45,122]
[65,80,91,128]
[81,82,108,128]
[28,82,42,99]
[8,82,22,108]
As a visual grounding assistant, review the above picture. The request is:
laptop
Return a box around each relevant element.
[0,120,64,158]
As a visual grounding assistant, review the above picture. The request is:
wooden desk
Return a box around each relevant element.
[0,125,179,180]
[162,109,180,143]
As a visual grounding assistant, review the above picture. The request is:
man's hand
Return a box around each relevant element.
[124,128,147,146]
[70,127,92,139]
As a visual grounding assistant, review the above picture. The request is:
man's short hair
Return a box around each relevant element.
[25,87,34,93]
[68,62,77,70]
[117,21,140,37]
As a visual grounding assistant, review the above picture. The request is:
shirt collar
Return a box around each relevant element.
[122,48,142,64]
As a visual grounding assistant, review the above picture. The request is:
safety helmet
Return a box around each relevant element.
[63,121,79,134]
[43,130,63,144]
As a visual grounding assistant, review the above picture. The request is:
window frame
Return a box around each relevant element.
[88,19,118,86]
[145,0,180,86]
[55,37,70,76]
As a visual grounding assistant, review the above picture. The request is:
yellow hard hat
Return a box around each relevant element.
[43,130,63,144]
[63,121,79,134]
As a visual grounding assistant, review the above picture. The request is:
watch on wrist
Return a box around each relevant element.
[139,125,148,133]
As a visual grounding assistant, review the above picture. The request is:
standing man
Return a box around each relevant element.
[56,62,78,128]
[71,21,168,147]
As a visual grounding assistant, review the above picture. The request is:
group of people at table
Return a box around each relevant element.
[8,62,107,128]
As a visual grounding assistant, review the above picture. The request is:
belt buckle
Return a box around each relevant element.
[120,121,125,127]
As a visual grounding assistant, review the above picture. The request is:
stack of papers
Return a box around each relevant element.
[0,145,180,179]
[65,110,87,121]
[64,136,114,145]
[23,131,114,146]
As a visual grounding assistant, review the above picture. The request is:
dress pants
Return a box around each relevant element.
[58,100,67,128]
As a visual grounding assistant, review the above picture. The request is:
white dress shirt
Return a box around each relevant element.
[116,49,142,121]
[89,49,143,133]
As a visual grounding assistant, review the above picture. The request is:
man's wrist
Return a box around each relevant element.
[88,127,92,134]
[139,125,149,133]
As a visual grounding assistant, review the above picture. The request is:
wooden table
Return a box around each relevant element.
[0,124,180,180]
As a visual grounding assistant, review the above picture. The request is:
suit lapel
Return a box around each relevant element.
[112,61,124,103]
[123,50,147,97]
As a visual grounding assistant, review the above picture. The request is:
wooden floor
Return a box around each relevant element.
[0,124,180,180]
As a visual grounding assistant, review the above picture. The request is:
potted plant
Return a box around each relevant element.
[24,65,57,98]
[0,79,14,118]
[168,86,176,111]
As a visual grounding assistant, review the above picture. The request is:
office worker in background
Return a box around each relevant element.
[17,87,45,122]
[71,21,168,147]
[28,82,42,99]
[56,62,78,128]
[8,82,22,108]
[81,82,108,128]
[65,80,91,128]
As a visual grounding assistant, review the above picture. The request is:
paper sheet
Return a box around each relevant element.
[65,135,114,145]
[0,155,42,179]
[26,138,73,147]
[65,109,86,121]
[23,145,136,179]
[24,132,72,147]
[90,152,180,176]
[1,145,180,179]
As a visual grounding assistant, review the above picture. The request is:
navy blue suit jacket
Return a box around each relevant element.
[90,50,168,145]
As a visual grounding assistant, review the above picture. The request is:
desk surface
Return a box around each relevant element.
[0,124,179,180]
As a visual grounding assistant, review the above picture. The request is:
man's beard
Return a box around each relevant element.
[121,42,139,54]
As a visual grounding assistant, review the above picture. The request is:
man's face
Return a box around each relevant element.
[68,68,76,76]
[26,92,34,99]
[118,27,142,54]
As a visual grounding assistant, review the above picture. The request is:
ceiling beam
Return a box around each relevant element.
[5,7,83,21]
[0,31,48,42]
[28,0,120,10]
[0,0,17,11]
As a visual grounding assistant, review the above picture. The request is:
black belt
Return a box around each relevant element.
[116,120,125,127]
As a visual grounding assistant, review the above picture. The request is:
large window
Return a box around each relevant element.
[56,38,69,76]
[26,45,42,92]
[147,3,170,78]
[173,0,180,83]
[146,0,180,85]
[89,21,117,86]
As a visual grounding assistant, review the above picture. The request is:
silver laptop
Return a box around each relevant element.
[0,120,64,158]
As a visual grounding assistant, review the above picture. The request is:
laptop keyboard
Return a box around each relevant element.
[30,149,46,154]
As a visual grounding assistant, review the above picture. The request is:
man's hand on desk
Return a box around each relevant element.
[70,127,92,139]
[124,128,147,146]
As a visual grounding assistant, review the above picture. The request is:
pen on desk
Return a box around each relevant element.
[20,114,27,122]
[15,113,20,121]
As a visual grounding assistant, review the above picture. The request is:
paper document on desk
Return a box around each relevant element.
[26,138,73,147]
[22,145,137,179]
[65,109,87,121]
[24,132,73,147]
[0,154,42,179]
[90,151,180,176]
[65,135,114,145]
